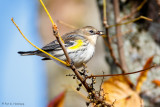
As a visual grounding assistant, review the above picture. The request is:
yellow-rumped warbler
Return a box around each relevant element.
[18,26,103,68]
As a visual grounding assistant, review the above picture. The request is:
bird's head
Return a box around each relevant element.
[78,26,104,45]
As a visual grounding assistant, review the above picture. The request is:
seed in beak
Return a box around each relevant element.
[96,31,104,35]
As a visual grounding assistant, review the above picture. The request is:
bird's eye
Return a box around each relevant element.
[89,30,94,33]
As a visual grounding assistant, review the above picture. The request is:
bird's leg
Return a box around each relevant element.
[79,63,88,78]
[78,71,85,75]
[82,63,87,69]
[82,63,89,75]
[70,59,75,67]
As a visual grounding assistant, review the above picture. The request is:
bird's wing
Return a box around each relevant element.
[40,34,85,52]
[41,40,61,51]
[63,34,86,50]
[63,33,86,43]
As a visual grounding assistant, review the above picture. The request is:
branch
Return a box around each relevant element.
[103,0,134,87]
[119,0,147,22]
[108,16,152,28]
[103,0,107,27]
[113,0,128,73]
[103,37,126,74]
[86,65,157,79]
[39,0,111,106]
[57,20,77,29]
[11,18,68,66]
[103,0,126,74]
[39,0,92,89]
[39,0,71,64]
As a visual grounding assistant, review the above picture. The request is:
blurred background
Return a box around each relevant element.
[0,0,47,107]
[1,0,160,107]
[39,0,109,107]
[0,0,108,107]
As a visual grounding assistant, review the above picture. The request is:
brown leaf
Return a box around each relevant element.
[136,56,154,93]
[48,90,66,107]
[102,76,142,107]
[152,79,160,87]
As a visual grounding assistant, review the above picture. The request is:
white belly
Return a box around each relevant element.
[50,44,95,68]
[68,43,95,68]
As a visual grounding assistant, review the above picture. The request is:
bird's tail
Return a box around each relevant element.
[18,51,36,56]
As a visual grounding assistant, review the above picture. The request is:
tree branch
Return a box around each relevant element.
[113,0,128,73]
[102,0,134,87]
[119,0,147,22]
[39,0,111,106]
[86,65,156,79]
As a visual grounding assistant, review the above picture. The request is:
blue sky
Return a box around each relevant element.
[0,0,47,107]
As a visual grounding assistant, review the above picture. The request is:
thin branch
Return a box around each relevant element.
[103,0,107,27]
[108,16,152,28]
[86,65,157,79]
[11,18,68,66]
[119,0,147,22]
[39,0,111,106]
[40,0,56,25]
[113,0,128,73]
[39,0,91,90]
[103,37,126,74]
[39,0,71,64]
[57,20,77,29]
[103,0,126,74]
[103,0,134,87]
[99,71,105,97]
[13,1,110,106]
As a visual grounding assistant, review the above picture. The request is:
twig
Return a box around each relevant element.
[119,0,147,22]
[39,0,111,106]
[86,65,156,79]
[12,17,101,104]
[57,20,77,29]
[99,71,105,97]
[113,0,128,73]
[103,0,126,74]
[11,18,68,66]
[103,0,134,87]
[103,37,126,74]
[13,0,111,106]
[108,16,152,28]
[39,0,71,65]
[103,0,107,27]
[39,0,91,89]
[40,1,90,90]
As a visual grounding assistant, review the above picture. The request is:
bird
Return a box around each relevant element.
[18,26,103,68]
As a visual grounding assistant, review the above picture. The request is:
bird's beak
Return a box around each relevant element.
[96,31,104,36]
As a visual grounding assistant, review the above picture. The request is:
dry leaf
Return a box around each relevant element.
[152,80,160,87]
[136,56,154,93]
[48,90,66,107]
[102,76,142,107]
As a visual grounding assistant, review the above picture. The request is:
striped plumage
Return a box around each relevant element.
[18,26,103,68]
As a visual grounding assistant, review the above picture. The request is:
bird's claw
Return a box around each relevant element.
[70,59,75,67]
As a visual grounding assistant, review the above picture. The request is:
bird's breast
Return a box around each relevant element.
[67,43,95,68]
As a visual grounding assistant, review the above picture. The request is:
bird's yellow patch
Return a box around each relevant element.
[68,40,83,50]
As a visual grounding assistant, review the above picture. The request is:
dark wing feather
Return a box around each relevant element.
[41,40,61,51]
[39,34,85,52]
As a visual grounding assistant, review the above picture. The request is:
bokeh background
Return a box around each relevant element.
[1,0,160,107]
[0,0,108,107]
[39,0,109,107]
[0,0,47,107]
